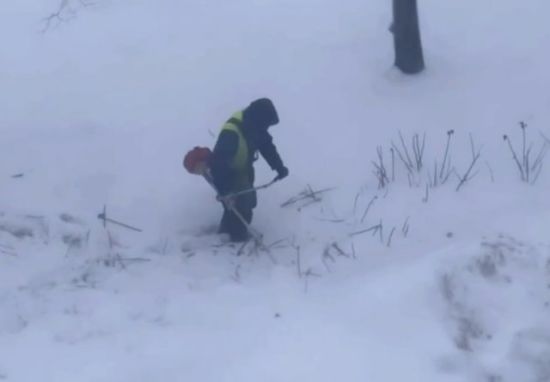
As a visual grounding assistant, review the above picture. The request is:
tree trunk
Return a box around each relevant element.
[392,0,425,74]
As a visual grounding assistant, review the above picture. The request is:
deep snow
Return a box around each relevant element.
[1,0,550,381]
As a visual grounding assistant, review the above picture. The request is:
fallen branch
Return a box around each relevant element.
[98,205,143,233]
[350,223,382,238]
[314,217,346,223]
[331,242,350,258]
[281,186,335,209]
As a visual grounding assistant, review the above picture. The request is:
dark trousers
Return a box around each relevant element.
[219,191,257,242]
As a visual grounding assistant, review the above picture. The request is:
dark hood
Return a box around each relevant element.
[244,98,279,129]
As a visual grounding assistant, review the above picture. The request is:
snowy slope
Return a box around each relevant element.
[1,0,550,381]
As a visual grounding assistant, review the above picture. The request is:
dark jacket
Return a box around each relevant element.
[210,98,285,196]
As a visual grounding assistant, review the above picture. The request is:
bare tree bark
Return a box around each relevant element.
[392,0,425,74]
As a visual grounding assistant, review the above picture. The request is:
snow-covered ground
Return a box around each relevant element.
[1,0,550,381]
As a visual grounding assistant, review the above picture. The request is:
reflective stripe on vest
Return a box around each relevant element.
[221,111,249,173]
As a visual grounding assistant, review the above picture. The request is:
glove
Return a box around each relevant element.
[275,166,289,181]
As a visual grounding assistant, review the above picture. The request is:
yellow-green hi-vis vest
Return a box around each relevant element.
[221,111,251,188]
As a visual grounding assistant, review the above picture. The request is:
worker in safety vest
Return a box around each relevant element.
[210,98,289,242]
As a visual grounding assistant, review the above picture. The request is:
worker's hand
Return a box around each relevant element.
[275,166,289,181]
